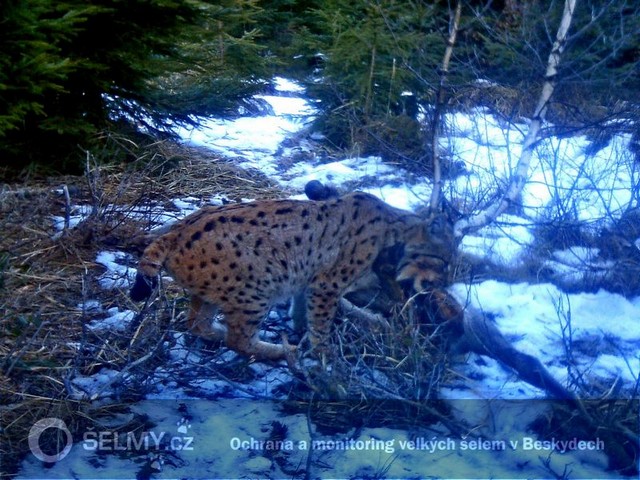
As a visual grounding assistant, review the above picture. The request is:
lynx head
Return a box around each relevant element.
[396,211,458,292]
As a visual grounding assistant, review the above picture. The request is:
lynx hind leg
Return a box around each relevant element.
[224,309,293,361]
[305,288,340,352]
[185,296,226,340]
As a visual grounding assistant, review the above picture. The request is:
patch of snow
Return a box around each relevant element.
[552,247,600,266]
[77,299,103,313]
[172,196,202,213]
[86,307,135,332]
[256,94,316,116]
[447,110,635,225]
[70,368,120,399]
[18,399,616,479]
[592,354,638,383]
[95,251,136,289]
[274,76,306,93]
[543,247,616,288]
[51,205,94,231]
[459,215,535,266]
[450,280,640,392]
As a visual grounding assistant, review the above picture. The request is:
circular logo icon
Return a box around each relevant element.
[28,418,73,463]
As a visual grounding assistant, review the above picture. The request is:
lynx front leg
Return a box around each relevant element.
[289,290,308,335]
[186,296,226,340]
[224,309,295,361]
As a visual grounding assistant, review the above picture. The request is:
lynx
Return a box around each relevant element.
[130,191,454,361]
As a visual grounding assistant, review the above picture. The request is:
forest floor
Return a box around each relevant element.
[2,79,638,479]
[0,146,287,477]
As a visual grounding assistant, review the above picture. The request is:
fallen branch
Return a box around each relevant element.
[461,306,575,400]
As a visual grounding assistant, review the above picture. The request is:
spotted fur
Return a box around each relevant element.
[130,192,453,361]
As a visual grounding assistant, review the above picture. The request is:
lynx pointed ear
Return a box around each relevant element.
[424,213,454,243]
[429,214,447,234]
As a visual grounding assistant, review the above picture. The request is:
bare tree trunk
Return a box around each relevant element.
[455,0,578,236]
[364,42,377,117]
[429,0,462,210]
[218,20,225,63]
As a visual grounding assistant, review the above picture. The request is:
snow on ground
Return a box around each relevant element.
[18,398,615,479]
[447,110,637,226]
[450,281,640,390]
[24,77,640,479]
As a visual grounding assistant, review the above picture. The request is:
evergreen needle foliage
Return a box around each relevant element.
[263,0,639,170]
[1,0,638,176]
[0,0,270,175]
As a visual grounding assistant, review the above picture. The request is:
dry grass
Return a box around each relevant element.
[0,139,285,477]
[1,135,637,477]
[0,135,461,476]
[1,180,93,476]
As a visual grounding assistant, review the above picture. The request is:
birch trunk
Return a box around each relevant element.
[455,0,578,236]
[429,0,462,209]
